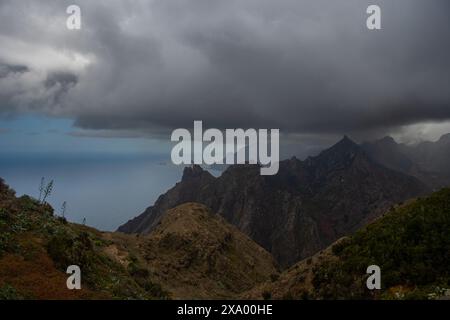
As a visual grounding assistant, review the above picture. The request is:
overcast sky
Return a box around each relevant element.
[1,0,450,149]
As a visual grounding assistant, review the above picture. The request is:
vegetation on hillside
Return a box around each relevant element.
[247,188,450,300]
[131,202,278,299]
[0,178,168,300]
[0,179,276,300]
[313,188,450,299]
[2,174,449,300]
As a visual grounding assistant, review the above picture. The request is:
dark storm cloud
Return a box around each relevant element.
[45,72,78,89]
[0,0,449,137]
[44,72,78,105]
[0,63,29,78]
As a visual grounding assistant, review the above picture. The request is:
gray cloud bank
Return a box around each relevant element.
[0,0,449,139]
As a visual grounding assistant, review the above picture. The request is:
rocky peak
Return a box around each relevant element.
[181,165,213,182]
[378,136,397,146]
[337,135,358,147]
[313,135,365,170]
[324,135,360,155]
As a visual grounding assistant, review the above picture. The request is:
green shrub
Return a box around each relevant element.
[311,188,450,299]
[0,285,23,300]
[141,280,170,299]
[46,231,94,271]
[0,208,9,221]
[128,263,150,278]
[0,232,13,256]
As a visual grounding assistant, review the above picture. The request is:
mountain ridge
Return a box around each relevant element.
[132,202,278,299]
[362,133,450,189]
[119,136,428,267]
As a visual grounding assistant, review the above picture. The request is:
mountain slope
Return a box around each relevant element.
[0,178,276,299]
[362,134,450,189]
[410,134,450,175]
[361,136,417,173]
[119,136,428,267]
[0,178,167,299]
[246,188,450,300]
[112,203,278,299]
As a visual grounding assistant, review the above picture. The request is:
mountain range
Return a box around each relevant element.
[362,134,450,189]
[1,134,449,299]
[119,136,429,267]
[2,176,448,300]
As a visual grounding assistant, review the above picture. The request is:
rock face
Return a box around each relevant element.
[362,134,450,190]
[119,136,428,267]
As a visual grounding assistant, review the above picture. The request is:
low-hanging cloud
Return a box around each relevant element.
[0,0,449,139]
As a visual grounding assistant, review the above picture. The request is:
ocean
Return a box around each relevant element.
[0,152,184,231]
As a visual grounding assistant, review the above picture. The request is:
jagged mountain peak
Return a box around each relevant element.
[181,164,214,182]
[326,135,359,152]
[312,135,366,169]
[341,135,356,144]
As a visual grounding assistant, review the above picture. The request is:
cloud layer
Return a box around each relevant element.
[0,0,449,139]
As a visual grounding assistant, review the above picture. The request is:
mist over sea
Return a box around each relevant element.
[0,152,184,231]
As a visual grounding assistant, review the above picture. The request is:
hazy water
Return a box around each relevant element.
[0,153,184,231]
